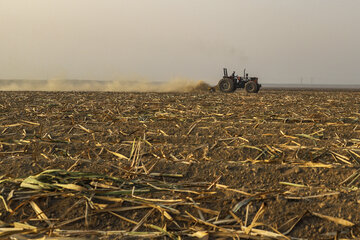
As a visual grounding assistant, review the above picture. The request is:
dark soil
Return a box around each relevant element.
[1,89,360,239]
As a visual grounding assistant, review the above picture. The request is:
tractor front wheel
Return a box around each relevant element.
[218,78,236,93]
[245,81,258,93]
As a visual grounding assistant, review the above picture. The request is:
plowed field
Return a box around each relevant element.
[1,90,360,239]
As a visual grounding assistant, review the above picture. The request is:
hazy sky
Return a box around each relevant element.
[0,0,359,84]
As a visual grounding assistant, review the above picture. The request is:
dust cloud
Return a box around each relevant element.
[0,78,211,92]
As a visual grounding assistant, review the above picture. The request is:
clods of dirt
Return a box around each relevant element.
[1,89,360,239]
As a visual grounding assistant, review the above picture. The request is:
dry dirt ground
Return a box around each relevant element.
[1,89,360,239]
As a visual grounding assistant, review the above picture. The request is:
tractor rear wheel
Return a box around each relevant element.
[245,81,258,93]
[218,78,236,93]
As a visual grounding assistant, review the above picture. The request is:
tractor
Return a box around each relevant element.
[217,68,261,93]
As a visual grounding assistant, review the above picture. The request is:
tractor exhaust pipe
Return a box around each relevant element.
[223,68,228,77]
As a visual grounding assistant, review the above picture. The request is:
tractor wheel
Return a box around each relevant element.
[245,81,258,93]
[218,78,236,93]
[255,84,262,93]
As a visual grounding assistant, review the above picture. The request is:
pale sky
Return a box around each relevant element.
[0,0,359,84]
